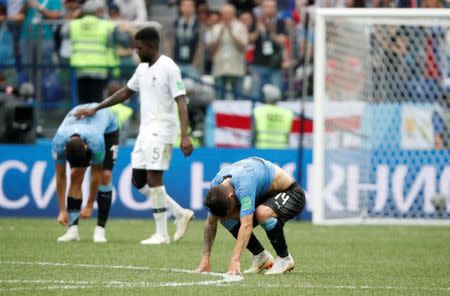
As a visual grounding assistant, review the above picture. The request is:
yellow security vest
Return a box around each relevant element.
[70,16,113,77]
[253,104,293,149]
[109,104,133,128]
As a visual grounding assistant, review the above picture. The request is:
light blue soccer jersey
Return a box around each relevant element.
[51,104,119,165]
[211,157,276,217]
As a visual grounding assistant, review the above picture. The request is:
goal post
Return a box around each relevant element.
[313,8,450,225]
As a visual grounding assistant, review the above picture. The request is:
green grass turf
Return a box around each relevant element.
[0,218,449,295]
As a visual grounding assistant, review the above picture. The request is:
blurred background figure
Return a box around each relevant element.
[249,0,287,102]
[0,2,18,86]
[70,0,125,103]
[107,3,137,81]
[173,0,201,79]
[432,94,450,150]
[253,84,293,149]
[113,0,147,22]
[106,80,133,144]
[20,0,63,76]
[210,3,248,100]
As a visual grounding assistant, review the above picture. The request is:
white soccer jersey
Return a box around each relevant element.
[127,55,186,144]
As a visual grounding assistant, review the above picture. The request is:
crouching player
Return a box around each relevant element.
[52,103,119,243]
[195,157,305,275]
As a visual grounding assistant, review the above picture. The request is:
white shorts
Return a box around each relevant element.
[131,136,173,171]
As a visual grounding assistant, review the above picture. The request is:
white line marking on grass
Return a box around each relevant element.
[3,261,446,292]
[0,260,243,290]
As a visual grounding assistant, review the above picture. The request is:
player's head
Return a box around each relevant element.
[204,186,231,217]
[65,135,91,168]
[134,27,160,63]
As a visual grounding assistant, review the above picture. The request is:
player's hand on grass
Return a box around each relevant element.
[57,210,69,226]
[194,259,211,273]
[79,206,93,219]
[227,260,242,276]
[180,135,193,157]
[74,108,96,119]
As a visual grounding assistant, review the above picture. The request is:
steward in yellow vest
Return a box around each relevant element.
[70,1,119,103]
[253,84,293,149]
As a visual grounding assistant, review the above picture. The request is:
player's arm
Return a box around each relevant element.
[175,95,193,157]
[228,214,253,275]
[75,87,135,118]
[55,163,69,226]
[195,215,219,273]
[79,164,102,219]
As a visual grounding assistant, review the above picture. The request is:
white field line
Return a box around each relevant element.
[0,261,448,292]
[0,260,242,290]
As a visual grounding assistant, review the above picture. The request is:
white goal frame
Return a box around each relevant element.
[313,8,450,226]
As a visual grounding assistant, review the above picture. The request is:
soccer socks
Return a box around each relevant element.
[67,196,82,226]
[96,185,112,228]
[263,219,289,258]
[228,221,265,256]
[149,186,168,236]
[165,194,184,218]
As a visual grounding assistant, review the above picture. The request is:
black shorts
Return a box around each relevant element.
[262,182,305,225]
[102,130,119,170]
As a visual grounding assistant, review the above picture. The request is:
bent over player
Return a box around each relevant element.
[75,27,194,244]
[195,157,305,275]
[52,103,119,243]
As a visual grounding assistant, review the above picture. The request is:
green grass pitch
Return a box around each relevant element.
[0,218,449,295]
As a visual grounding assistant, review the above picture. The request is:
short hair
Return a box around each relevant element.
[65,136,91,167]
[204,186,230,217]
[135,27,160,47]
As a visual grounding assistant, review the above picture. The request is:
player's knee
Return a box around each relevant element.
[254,205,275,223]
[147,171,163,187]
[132,169,147,189]
[101,170,112,185]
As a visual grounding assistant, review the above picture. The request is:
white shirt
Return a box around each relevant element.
[211,20,248,77]
[113,0,147,22]
[127,55,186,144]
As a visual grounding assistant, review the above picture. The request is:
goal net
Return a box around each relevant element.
[312,9,450,225]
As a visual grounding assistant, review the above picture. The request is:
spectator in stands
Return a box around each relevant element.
[432,94,449,149]
[202,9,220,74]
[239,10,256,67]
[422,0,444,7]
[108,3,137,80]
[69,0,122,103]
[173,0,201,79]
[20,0,63,68]
[253,84,293,149]
[5,0,25,74]
[210,4,248,100]
[0,2,17,86]
[113,0,147,22]
[58,0,82,63]
[229,0,257,14]
[249,0,287,102]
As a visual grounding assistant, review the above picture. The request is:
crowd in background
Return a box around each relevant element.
[0,0,448,147]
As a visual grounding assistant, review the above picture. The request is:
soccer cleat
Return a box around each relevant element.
[140,233,170,245]
[264,254,295,275]
[57,225,80,242]
[173,209,194,241]
[93,225,107,243]
[243,250,275,274]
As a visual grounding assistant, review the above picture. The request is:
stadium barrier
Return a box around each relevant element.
[0,144,448,221]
